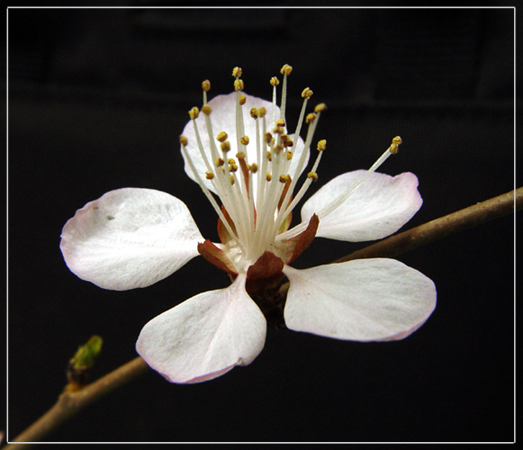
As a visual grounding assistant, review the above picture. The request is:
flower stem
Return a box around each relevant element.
[6,187,521,447]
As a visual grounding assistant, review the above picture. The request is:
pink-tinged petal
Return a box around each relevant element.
[60,188,203,290]
[136,274,266,384]
[301,170,423,242]
[181,92,306,195]
[283,259,436,341]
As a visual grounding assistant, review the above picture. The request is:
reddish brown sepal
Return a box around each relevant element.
[282,214,319,264]
[197,239,238,275]
[246,251,285,296]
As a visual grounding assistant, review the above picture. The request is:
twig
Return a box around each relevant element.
[6,187,520,447]
[278,187,520,297]
[335,186,520,263]
[7,357,148,448]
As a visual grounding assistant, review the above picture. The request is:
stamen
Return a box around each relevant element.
[202,79,211,104]
[317,136,401,222]
[276,110,325,230]
[274,138,326,236]
[189,107,199,120]
[232,73,254,236]
[232,67,242,78]
[271,76,279,125]
[201,80,211,92]
[234,79,244,92]
[278,175,293,210]
[279,64,292,122]
[180,136,244,251]
[187,65,342,270]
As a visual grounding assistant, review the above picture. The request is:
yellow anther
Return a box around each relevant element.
[301,87,313,99]
[217,131,228,142]
[274,144,284,154]
[220,141,231,152]
[317,139,327,151]
[189,107,199,119]
[230,174,235,185]
[232,67,242,78]
[179,135,188,146]
[392,136,402,145]
[202,104,212,115]
[250,162,258,173]
[234,79,244,91]
[264,132,273,144]
[266,150,272,161]
[279,174,290,183]
[228,158,236,165]
[205,171,215,180]
[314,103,327,112]
[285,138,294,148]
[276,119,286,128]
[390,136,402,154]
[305,112,317,124]
[307,172,319,181]
[270,76,280,86]
[215,157,224,167]
[236,152,246,160]
[266,172,272,181]
[250,108,258,119]
[286,150,293,160]
[280,64,293,76]
[201,80,211,92]
[240,135,249,146]
[239,94,246,105]
[257,106,267,118]
[230,164,238,172]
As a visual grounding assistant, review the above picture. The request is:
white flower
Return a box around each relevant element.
[60,65,436,384]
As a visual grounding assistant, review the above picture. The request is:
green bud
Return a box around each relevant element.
[65,335,103,391]
[71,335,103,369]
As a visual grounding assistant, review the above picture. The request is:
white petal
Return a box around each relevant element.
[136,274,266,384]
[301,171,423,241]
[60,188,203,290]
[283,259,436,341]
[181,92,307,196]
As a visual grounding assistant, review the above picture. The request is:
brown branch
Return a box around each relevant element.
[6,187,520,447]
[7,357,148,448]
[279,187,520,296]
[335,186,520,263]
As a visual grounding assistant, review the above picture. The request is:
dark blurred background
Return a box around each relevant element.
[7,4,516,443]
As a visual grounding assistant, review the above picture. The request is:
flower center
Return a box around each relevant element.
[180,65,327,273]
[180,65,402,275]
